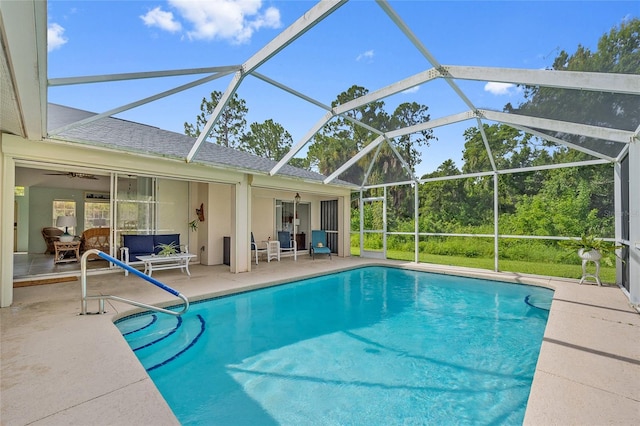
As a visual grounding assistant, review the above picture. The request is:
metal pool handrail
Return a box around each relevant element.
[80,249,189,316]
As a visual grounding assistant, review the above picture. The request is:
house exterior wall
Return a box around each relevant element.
[1,134,353,307]
[251,191,276,245]
[200,182,232,266]
[157,178,189,243]
[250,187,352,258]
[190,182,205,263]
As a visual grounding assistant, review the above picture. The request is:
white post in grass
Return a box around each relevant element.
[414,181,419,264]
[494,172,500,272]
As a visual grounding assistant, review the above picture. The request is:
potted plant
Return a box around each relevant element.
[156,242,179,256]
[560,234,621,266]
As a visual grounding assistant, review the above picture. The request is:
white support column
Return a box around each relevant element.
[232,175,251,274]
[383,186,388,257]
[338,195,349,257]
[494,172,499,272]
[359,190,364,254]
[1,149,15,307]
[614,162,623,285]
[627,140,639,306]
[414,182,419,263]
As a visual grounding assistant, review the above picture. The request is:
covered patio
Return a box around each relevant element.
[2,0,638,309]
[1,258,638,424]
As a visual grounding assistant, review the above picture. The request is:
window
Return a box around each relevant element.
[52,200,76,234]
[84,202,110,229]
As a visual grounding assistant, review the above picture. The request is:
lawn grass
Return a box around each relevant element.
[350,248,617,284]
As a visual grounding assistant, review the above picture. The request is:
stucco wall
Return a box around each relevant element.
[157,178,189,247]
[199,182,232,266]
[251,195,275,242]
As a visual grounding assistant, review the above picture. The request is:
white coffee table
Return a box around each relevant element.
[137,253,197,277]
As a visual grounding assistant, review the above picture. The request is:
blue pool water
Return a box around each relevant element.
[115,266,552,425]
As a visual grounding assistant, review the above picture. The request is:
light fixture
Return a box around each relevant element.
[293,193,301,228]
[56,216,77,242]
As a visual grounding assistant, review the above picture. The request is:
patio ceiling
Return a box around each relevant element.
[0,0,47,140]
[2,0,639,189]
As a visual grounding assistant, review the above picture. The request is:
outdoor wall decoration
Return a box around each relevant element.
[196,203,205,222]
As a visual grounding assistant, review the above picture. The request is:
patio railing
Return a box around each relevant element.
[80,249,189,316]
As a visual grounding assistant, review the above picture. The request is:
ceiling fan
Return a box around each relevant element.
[44,172,98,180]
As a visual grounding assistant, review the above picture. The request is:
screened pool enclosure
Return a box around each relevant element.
[11,0,639,304]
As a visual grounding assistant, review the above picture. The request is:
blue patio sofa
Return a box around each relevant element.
[120,234,188,273]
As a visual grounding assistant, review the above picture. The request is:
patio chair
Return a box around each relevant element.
[81,227,110,260]
[310,230,332,260]
[277,231,297,260]
[251,232,266,265]
[42,227,63,254]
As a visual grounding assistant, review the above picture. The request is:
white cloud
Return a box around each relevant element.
[484,82,516,96]
[356,49,374,62]
[167,0,282,44]
[402,85,420,94]
[140,6,182,33]
[47,23,68,52]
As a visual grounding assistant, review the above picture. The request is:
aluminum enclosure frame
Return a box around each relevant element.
[2,0,639,305]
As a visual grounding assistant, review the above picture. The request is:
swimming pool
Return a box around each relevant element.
[115,266,552,425]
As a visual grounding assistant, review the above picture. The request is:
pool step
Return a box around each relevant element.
[524,294,552,311]
[116,313,206,371]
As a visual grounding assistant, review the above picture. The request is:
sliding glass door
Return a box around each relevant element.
[113,174,189,258]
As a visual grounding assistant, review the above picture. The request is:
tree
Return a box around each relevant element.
[184,91,248,149]
[460,123,546,217]
[241,119,293,161]
[418,160,468,232]
[306,86,435,190]
[307,85,385,184]
[448,20,637,238]
[507,18,639,142]
[505,20,639,233]
[385,102,436,215]
[501,167,609,237]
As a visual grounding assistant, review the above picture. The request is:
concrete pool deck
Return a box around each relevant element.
[1,257,638,425]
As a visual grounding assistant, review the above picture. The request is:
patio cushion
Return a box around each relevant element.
[310,230,331,259]
[153,234,180,254]
[122,234,183,261]
[123,235,154,257]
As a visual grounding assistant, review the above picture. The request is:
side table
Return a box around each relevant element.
[264,240,280,262]
[54,241,81,263]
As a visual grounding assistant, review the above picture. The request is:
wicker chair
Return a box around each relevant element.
[81,228,110,260]
[42,227,63,254]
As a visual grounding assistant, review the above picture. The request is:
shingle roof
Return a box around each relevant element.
[47,103,354,186]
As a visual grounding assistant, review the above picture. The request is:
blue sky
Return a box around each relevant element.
[47,0,637,176]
